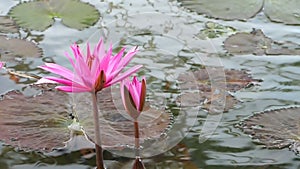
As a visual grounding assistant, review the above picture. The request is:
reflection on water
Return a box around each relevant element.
[1,0,300,168]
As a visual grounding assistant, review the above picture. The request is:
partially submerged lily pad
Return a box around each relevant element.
[0,84,73,152]
[177,68,260,112]
[237,107,300,152]
[179,0,264,20]
[9,0,100,31]
[0,16,19,33]
[264,0,300,25]
[75,87,172,149]
[0,36,42,62]
[224,29,300,55]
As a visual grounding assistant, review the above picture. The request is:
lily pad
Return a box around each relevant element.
[264,0,300,25]
[0,36,42,62]
[75,87,172,149]
[0,84,73,152]
[0,16,19,33]
[9,0,100,31]
[179,0,264,20]
[177,68,260,112]
[237,107,300,151]
[224,29,300,55]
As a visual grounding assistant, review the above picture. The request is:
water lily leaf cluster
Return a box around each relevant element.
[237,107,300,151]
[0,84,171,153]
[177,68,260,112]
[9,0,100,31]
[179,0,300,25]
[224,29,300,55]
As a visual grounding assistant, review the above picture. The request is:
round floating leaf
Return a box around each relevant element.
[179,0,263,20]
[177,68,260,112]
[0,84,73,152]
[9,0,100,31]
[0,16,19,33]
[224,29,300,55]
[0,36,42,62]
[224,29,272,55]
[238,107,300,151]
[75,87,172,149]
[264,0,300,25]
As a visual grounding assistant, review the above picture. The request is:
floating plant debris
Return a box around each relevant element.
[180,0,300,25]
[0,36,42,62]
[224,29,300,55]
[237,107,300,152]
[197,21,236,39]
[9,0,100,31]
[0,16,19,33]
[177,68,260,112]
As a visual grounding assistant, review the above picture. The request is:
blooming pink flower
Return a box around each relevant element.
[121,76,146,119]
[0,62,3,69]
[37,39,142,93]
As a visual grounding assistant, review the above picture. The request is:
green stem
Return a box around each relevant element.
[91,91,105,169]
[134,119,140,157]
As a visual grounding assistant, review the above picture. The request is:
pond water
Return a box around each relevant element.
[1,0,300,169]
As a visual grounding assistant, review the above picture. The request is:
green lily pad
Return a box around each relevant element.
[0,36,42,62]
[224,29,300,55]
[0,16,19,33]
[179,0,264,20]
[237,107,300,153]
[264,0,300,25]
[9,0,100,31]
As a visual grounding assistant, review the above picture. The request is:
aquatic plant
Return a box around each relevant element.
[121,76,146,169]
[37,38,142,169]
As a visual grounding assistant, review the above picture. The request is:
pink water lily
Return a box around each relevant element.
[0,62,3,69]
[37,39,142,93]
[121,76,146,119]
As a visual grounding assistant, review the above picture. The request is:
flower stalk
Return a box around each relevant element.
[91,91,105,169]
[121,76,146,169]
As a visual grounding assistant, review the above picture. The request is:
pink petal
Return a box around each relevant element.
[44,77,73,86]
[105,65,142,87]
[35,77,58,84]
[56,86,91,93]
[0,62,4,69]
[39,63,74,81]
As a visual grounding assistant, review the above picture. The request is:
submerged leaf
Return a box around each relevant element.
[0,84,72,152]
[177,68,259,112]
[264,0,300,25]
[179,0,263,20]
[238,107,300,150]
[9,0,100,31]
[75,87,172,149]
[0,16,19,33]
[0,36,42,62]
[224,29,300,55]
